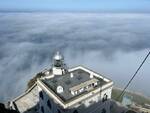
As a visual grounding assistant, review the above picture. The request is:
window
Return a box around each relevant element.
[54,60,62,67]
[73,110,78,113]
[39,91,44,100]
[41,106,44,113]
[92,83,95,87]
[47,100,51,109]
[110,104,113,110]
[101,108,106,113]
[102,94,108,102]
[89,84,92,87]
[57,109,61,113]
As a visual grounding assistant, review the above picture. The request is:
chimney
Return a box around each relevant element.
[70,73,74,78]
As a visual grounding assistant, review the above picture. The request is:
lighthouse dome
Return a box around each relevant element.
[53,51,64,61]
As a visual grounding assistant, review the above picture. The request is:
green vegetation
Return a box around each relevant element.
[112,88,123,102]
[112,88,150,105]
[27,72,45,89]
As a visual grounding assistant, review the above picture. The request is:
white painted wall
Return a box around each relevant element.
[52,67,63,75]
[38,85,67,113]
[38,85,114,113]
[101,87,113,99]
[37,65,114,113]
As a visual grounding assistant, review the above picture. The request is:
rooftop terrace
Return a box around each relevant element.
[41,68,107,102]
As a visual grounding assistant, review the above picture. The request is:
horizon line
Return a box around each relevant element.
[0,9,150,14]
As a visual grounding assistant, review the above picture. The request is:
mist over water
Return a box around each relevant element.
[0,12,150,102]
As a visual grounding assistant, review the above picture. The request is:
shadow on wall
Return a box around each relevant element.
[22,99,130,113]
[0,103,19,113]
[23,104,38,113]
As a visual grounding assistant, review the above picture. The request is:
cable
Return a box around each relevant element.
[87,51,150,113]
[116,50,150,101]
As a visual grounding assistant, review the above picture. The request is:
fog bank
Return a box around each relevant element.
[0,13,150,102]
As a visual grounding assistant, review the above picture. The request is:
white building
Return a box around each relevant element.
[37,51,114,113]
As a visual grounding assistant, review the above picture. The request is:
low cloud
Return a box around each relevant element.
[0,12,150,102]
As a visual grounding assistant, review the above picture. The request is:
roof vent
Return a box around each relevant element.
[56,86,64,93]
[70,73,74,78]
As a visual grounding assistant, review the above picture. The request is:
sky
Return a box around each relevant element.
[0,0,150,12]
[0,13,150,102]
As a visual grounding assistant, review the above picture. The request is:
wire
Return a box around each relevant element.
[116,50,150,101]
[88,51,150,113]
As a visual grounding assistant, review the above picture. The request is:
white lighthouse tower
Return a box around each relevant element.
[52,51,67,75]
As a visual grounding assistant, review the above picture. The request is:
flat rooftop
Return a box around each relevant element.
[42,68,107,102]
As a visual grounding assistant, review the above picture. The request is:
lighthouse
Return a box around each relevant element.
[52,51,67,75]
[11,51,116,113]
